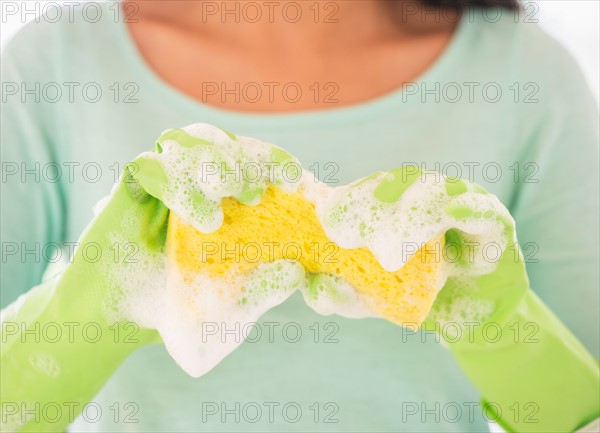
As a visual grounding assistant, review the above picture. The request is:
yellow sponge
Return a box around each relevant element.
[167,185,444,326]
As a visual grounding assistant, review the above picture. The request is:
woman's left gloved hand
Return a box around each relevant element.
[343,167,599,432]
[422,194,600,433]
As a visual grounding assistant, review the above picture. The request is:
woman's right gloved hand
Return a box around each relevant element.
[0,124,299,433]
[0,163,167,432]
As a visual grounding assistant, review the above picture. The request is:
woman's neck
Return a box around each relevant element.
[123,0,460,112]
[128,1,456,50]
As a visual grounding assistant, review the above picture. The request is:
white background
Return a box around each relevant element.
[1,0,599,102]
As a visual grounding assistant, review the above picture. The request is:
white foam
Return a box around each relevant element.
[28,352,61,378]
[101,123,514,377]
[314,173,511,273]
[140,124,302,234]
[301,274,377,319]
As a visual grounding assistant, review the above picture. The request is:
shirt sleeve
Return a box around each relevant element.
[1,22,67,308]
[509,41,600,357]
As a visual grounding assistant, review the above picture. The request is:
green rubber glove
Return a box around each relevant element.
[0,125,300,432]
[0,167,167,432]
[422,189,600,433]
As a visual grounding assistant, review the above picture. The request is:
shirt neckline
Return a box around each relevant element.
[113,6,473,130]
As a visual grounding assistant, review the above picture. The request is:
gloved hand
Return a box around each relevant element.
[420,183,600,433]
[0,124,312,432]
[313,164,598,431]
[0,165,166,432]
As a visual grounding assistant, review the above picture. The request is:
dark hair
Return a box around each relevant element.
[420,0,519,10]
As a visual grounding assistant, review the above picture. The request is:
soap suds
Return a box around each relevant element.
[100,123,514,377]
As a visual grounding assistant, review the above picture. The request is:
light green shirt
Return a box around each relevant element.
[1,3,598,431]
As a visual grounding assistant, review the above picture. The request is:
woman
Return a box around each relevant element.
[1,0,598,431]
